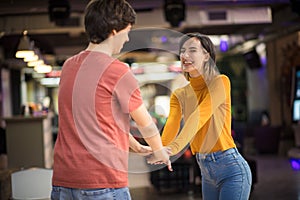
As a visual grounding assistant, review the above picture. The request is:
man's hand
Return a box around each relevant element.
[147,147,173,171]
[129,134,153,156]
[135,144,152,156]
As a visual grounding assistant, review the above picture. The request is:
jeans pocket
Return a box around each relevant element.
[122,187,131,200]
[51,186,61,200]
[80,188,112,196]
[80,188,131,200]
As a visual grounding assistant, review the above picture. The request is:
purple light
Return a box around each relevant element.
[220,40,228,52]
[260,56,267,66]
[289,158,300,170]
[161,36,168,43]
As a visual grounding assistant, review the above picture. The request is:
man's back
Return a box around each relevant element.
[52,50,143,188]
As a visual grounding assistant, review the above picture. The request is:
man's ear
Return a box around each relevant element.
[112,29,117,35]
[108,30,117,38]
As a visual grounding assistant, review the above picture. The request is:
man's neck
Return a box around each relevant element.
[86,41,113,56]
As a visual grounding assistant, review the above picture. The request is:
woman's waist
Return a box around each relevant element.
[195,147,239,161]
[190,139,236,154]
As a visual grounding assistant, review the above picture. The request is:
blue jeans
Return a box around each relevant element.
[51,186,131,200]
[196,148,252,200]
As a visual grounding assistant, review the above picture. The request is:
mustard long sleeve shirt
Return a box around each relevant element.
[161,75,236,155]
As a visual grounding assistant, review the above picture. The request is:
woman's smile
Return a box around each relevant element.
[181,59,194,70]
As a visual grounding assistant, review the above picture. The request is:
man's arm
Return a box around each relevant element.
[130,104,164,151]
[130,104,172,171]
[129,134,152,155]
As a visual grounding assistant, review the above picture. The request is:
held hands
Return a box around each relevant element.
[130,143,153,156]
[147,147,173,171]
[129,134,153,156]
[136,144,153,156]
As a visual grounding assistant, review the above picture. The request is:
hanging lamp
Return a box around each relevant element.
[15,30,35,59]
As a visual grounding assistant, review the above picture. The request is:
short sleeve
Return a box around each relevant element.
[114,69,143,113]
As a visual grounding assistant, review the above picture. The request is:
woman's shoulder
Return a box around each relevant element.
[174,83,193,93]
[207,75,231,91]
[212,74,230,85]
[171,84,193,100]
[214,74,229,80]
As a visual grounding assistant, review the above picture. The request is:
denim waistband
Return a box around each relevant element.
[196,147,239,162]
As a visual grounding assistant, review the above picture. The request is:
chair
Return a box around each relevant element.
[11,167,53,199]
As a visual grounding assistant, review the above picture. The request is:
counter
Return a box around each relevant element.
[4,115,53,169]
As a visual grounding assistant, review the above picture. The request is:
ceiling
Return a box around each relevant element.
[0,0,299,67]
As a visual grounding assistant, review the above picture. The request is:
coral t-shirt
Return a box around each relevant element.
[52,51,143,189]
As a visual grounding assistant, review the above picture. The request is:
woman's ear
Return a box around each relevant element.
[204,52,210,62]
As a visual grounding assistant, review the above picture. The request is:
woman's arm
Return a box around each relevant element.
[161,93,182,146]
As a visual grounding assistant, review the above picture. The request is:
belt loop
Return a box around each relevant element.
[233,147,238,158]
[234,147,238,154]
[211,152,216,162]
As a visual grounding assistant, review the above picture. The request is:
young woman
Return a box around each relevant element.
[151,33,252,200]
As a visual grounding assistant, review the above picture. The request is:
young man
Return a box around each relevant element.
[51,0,171,199]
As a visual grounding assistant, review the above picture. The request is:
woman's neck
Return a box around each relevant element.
[189,71,201,78]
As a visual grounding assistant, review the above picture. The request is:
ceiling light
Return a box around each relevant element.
[15,31,35,58]
[34,64,52,73]
[24,54,39,62]
[27,60,44,67]
[48,0,70,22]
[164,0,186,27]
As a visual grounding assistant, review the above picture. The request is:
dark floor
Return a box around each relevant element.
[130,155,300,200]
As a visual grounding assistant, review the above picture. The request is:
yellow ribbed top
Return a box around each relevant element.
[161,75,236,155]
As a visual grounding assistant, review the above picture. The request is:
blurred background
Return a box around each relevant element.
[0,0,300,199]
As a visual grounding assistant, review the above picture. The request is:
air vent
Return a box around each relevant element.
[208,11,227,21]
[198,7,272,25]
